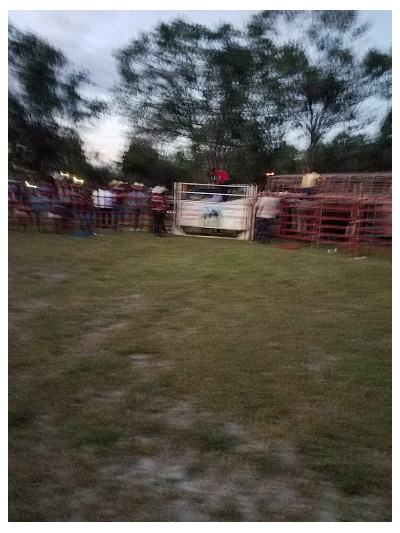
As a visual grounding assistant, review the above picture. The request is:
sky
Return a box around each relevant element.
[8,5,393,167]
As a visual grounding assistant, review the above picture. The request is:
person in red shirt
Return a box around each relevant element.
[112,185,128,231]
[210,169,232,185]
[151,186,169,236]
[76,189,95,235]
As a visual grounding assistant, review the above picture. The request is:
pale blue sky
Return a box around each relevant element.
[8,9,392,165]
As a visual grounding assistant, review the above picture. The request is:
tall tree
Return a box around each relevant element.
[247,10,380,170]
[363,48,392,100]
[363,48,392,170]
[114,20,256,171]
[121,139,161,182]
[8,24,106,175]
[115,12,391,179]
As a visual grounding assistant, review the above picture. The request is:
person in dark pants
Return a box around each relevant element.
[254,191,280,243]
[256,217,274,242]
[128,183,143,231]
[151,186,168,236]
[113,186,127,231]
[301,170,323,195]
[76,190,95,235]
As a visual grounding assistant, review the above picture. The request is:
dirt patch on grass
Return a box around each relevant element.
[73,320,131,356]
[97,389,125,405]
[70,293,146,356]
[38,272,68,283]
[8,298,49,341]
[57,384,352,521]
[59,349,390,521]
[128,353,173,372]
[65,410,344,521]
[129,354,151,367]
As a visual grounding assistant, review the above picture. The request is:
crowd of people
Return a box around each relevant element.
[8,178,171,236]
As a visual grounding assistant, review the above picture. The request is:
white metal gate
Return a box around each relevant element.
[173,182,258,240]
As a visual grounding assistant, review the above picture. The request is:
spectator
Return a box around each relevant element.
[28,188,48,229]
[254,190,280,243]
[76,190,95,235]
[57,181,74,232]
[210,168,232,185]
[141,185,152,233]
[112,185,126,231]
[38,177,57,201]
[301,169,323,195]
[211,192,224,202]
[151,186,169,236]
[128,182,144,231]
[92,187,112,228]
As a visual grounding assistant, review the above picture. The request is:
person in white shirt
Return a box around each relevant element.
[128,183,146,231]
[254,191,280,243]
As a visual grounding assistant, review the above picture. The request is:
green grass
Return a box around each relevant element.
[9,231,391,521]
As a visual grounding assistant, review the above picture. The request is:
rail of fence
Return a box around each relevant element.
[9,209,173,237]
[8,205,172,234]
[265,173,392,196]
[8,183,174,234]
[260,193,391,254]
[9,183,392,254]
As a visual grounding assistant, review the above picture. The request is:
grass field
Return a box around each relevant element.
[8,231,391,521]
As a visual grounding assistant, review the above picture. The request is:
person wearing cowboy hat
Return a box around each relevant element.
[151,186,169,236]
[111,181,128,231]
[128,182,145,231]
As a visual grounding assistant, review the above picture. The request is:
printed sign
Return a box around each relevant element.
[203,203,221,228]
[177,200,249,230]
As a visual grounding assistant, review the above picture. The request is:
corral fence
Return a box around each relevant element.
[266,193,392,255]
[9,175,392,254]
[8,182,171,234]
[265,173,392,196]
[261,173,392,254]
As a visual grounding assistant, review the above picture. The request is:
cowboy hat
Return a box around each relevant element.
[109,179,124,187]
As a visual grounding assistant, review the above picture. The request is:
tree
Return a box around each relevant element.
[114,20,256,171]
[121,139,161,182]
[8,24,106,175]
[363,49,392,170]
[374,111,392,170]
[247,10,379,170]
[115,12,391,179]
[363,49,392,100]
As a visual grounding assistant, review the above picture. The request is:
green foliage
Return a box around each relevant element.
[115,11,391,177]
[8,24,106,176]
[121,139,191,188]
[8,25,106,124]
[314,124,392,172]
[115,19,262,172]
[364,49,392,78]
[247,10,373,170]
[8,12,392,180]
[122,140,160,179]
[363,49,392,100]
